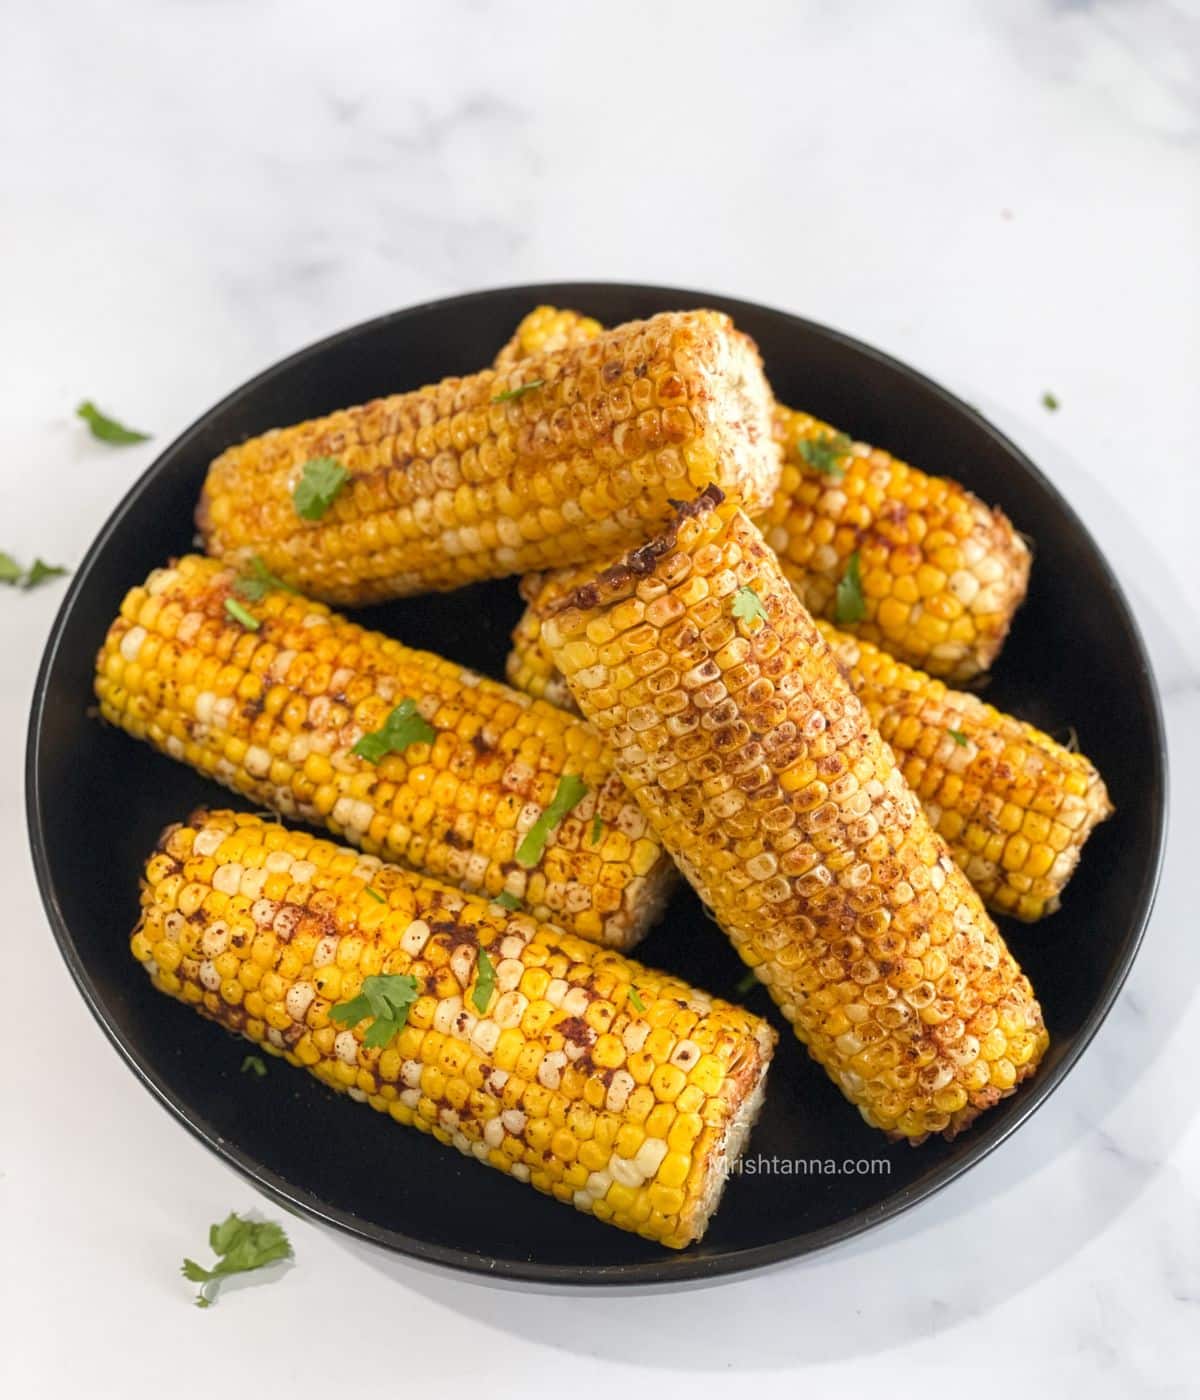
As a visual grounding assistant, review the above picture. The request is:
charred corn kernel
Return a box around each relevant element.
[198,311,780,606]
[496,307,1029,681]
[541,489,1048,1143]
[511,572,1110,923]
[95,555,678,950]
[133,810,776,1249]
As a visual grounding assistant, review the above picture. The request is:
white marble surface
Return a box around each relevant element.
[4,1,1199,1394]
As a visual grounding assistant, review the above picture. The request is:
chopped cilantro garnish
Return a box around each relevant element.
[947,729,968,747]
[734,969,759,997]
[351,698,435,764]
[0,553,69,590]
[516,774,589,866]
[492,379,545,403]
[1042,392,1060,412]
[233,555,296,602]
[731,585,768,626]
[293,457,349,520]
[472,947,497,1014]
[494,891,522,912]
[330,973,420,1050]
[797,431,852,477]
[628,986,646,1014]
[224,597,260,631]
[834,551,867,625]
[363,886,386,904]
[591,812,603,845]
[76,400,151,444]
[240,1054,267,1077]
[181,1213,292,1308]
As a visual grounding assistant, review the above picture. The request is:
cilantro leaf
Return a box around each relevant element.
[0,553,70,590]
[240,1054,267,1077]
[329,992,372,1026]
[492,379,545,403]
[734,969,759,997]
[947,729,968,747]
[1042,392,1060,412]
[797,431,852,477]
[181,1213,292,1307]
[591,812,603,846]
[293,457,349,520]
[494,891,521,912]
[233,555,296,602]
[224,597,260,631]
[731,585,768,626]
[363,1015,404,1051]
[516,774,589,866]
[23,559,69,589]
[363,886,386,904]
[627,986,646,1014]
[472,947,497,1014]
[351,698,436,764]
[834,551,867,625]
[330,973,420,1051]
[76,400,151,445]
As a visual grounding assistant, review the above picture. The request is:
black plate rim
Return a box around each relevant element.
[26,281,1169,1286]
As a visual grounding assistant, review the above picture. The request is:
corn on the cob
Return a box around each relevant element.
[539,488,1048,1141]
[509,570,1111,921]
[133,809,776,1248]
[196,310,781,607]
[96,555,676,949]
[766,406,1030,680]
[496,307,1030,681]
[816,626,1112,920]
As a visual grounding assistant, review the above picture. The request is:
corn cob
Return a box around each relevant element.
[539,488,1049,1141]
[196,310,781,607]
[509,570,1111,921]
[96,555,676,949]
[496,307,1030,681]
[815,627,1112,920]
[133,809,776,1248]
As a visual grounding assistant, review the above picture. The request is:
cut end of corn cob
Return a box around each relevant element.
[96,554,678,950]
[767,406,1031,681]
[512,567,1111,921]
[133,809,777,1247]
[539,487,1049,1142]
[197,310,782,605]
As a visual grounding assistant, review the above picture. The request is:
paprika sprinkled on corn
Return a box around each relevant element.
[133,809,776,1248]
[508,569,1110,921]
[197,311,781,605]
[95,555,675,949]
[494,306,1031,680]
[538,488,1049,1142]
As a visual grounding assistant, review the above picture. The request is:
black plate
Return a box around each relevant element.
[27,283,1167,1285]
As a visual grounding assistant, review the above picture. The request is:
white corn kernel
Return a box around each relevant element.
[285,982,315,1022]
